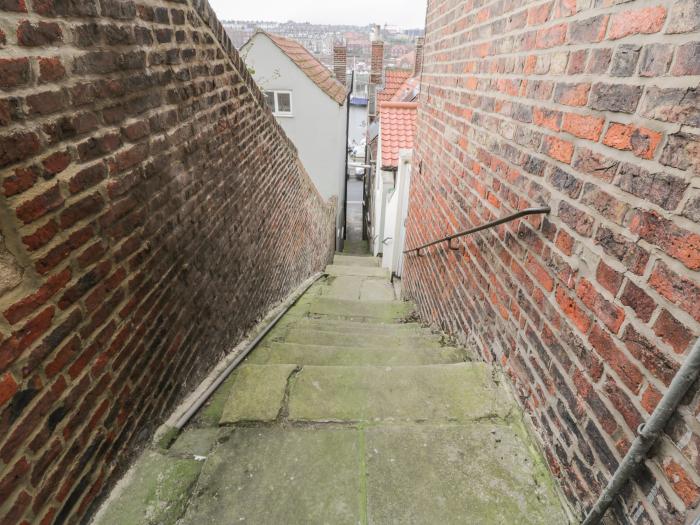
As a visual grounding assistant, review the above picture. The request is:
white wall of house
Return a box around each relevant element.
[383,149,412,276]
[372,133,396,257]
[241,34,348,239]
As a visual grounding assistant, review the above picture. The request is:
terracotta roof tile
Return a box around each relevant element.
[377,69,413,105]
[391,76,420,102]
[379,101,418,170]
[263,32,347,105]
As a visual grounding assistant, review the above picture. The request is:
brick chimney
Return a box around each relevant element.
[333,43,347,86]
[414,37,425,76]
[370,41,384,85]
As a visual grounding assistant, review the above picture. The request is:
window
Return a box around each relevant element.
[264,90,293,117]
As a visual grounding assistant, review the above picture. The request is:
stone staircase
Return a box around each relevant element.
[93,251,568,525]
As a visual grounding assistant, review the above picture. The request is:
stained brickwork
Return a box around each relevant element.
[0,0,335,523]
[404,0,700,522]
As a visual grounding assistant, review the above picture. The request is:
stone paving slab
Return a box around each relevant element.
[219,364,297,424]
[288,363,513,423]
[333,254,381,267]
[365,424,567,524]
[282,328,442,348]
[246,342,467,366]
[167,427,220,458]
[309,297,414,322]
[326,264,389,278]
[93,451,202,525]
[178,427,362,525]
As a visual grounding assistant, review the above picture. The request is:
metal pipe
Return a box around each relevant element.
[173,273,324,430]
[583,336,700,524]
[404,206,551,255]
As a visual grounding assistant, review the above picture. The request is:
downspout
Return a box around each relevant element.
[583,336,700,524]
[343,71,354,242]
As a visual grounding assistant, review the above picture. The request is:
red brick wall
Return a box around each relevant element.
[404,0,700,522]
[0,1,335,522]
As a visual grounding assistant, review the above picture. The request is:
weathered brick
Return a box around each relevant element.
[608,6,667,40]
[561,113,604,141]
[672,42,700,75]
[568,15,608,44]
[38,57,66,82]
[665,0,700,33]
[589,83,642,113]
[595,227,649,275]
[641,86,700,127]
[660,132,700,174]
[648,261,700,322]
[630,210,700,270]
[638,43,673,76]
[619,281,656,323]
[15,183,64,224]
[16,20,62,46]
[596,261,623,295]
[602,123,662,159]
[616,163,688,211]
[559,201,594,237]
[553,83,590,107]
[610,44,640,77]
[0,57,30,90]
[541,135,574,163]
[653,310,694,354]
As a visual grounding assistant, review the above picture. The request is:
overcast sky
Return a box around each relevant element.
[208,0,427,28]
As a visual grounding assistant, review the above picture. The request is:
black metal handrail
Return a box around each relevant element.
[404,206,551,256]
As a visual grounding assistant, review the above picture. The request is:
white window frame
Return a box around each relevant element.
[264,90,293,117]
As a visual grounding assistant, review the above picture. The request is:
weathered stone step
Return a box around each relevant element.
[280,328,442,348]
[309,297,414,322]
[332,254,381,267]
[178,427,362,524]
[322,274,395,301]
[288,363,512,423]
[364,423,567,524]
[283,318,428,334]
[247,342,467,366]
[325,264,389,278]
[219,364,297,424]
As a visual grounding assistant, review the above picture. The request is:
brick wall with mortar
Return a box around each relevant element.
[0,0,336,523]
[404,0,700,522]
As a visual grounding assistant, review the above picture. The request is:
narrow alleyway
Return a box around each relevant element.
[94,250,567,524]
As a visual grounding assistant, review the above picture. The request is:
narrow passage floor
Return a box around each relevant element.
[94,246,567,524]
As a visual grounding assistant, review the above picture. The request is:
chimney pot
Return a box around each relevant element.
[333,43,347,86]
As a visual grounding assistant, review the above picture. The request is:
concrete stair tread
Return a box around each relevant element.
[325,264,389,278]
[287,363,512,423]
[332,254,380,267]
[309,297,414,322]
[246,342,468,366]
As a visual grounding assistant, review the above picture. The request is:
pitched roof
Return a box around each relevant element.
[377,69,412,105]
[258,31,347,105]
[391,76,420,103]
[379,101,418,170]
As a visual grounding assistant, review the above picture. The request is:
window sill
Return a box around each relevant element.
[273,113,294,118]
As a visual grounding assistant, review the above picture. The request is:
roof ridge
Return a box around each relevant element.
[258,31,347,105]
[379,101,419,109]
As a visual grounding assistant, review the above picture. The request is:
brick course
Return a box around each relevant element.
[0,0,335,522]
[404,0,700,522]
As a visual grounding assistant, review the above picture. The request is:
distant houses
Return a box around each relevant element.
[241,31,350,249]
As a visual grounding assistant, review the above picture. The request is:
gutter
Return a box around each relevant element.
[583,336,700,524]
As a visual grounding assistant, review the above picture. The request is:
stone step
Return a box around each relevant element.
[325,264,389,278]
[246,342,467,366]
[309,297,414,322]
[283,318,428,335]
[340,240,370,255]
[332,254,380,267]
[178,427,363,524]
[279,328,442,348]
[288,363,512,423]
[322,275,395,301]
[176,424,566,525]
[219,364,297,424]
